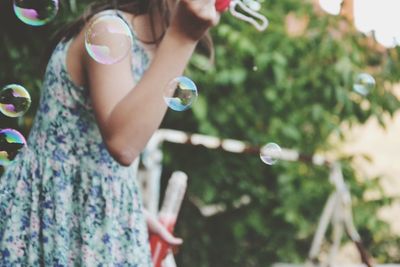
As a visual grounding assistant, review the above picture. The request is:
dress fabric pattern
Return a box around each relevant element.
[0,11,153,267]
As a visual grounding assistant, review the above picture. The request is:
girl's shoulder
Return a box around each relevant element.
[86,10,156,57]
[90,9,134,26]
[85,9,137,43]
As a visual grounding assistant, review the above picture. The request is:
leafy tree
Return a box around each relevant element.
[1,0,399,265]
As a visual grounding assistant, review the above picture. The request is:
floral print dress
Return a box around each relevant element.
[0,11,153,267]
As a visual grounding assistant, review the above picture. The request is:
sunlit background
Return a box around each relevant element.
[1,0,400,266]
[320,0,400,48]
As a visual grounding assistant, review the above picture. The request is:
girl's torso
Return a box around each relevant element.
[27,10,154,171]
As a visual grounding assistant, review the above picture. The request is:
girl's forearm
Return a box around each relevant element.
[104,31,197,165]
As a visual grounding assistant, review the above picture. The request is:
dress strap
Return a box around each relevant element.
[114,10,138,39]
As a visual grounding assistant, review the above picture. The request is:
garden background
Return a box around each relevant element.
[1,0,400,266]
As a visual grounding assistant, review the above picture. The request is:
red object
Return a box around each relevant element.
[150,172,187,267]
[150,216,177,267]
[215,0,231,12]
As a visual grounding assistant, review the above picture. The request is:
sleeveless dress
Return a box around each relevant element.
[0,11,153,267]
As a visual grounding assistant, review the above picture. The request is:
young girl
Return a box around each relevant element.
[0,0,219,265]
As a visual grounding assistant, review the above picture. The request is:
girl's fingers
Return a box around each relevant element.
[144,209,183,246]
[198,6,219,26]
[170,0,220,41]
[211,13,221,26]
[187,0,218,17]
[189,0,216,6]
[193,0,219,26]
[156,226,184,246]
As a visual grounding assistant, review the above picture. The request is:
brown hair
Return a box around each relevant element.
[49,0,213,60]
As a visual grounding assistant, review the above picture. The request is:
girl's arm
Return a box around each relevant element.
[84,0,219,166]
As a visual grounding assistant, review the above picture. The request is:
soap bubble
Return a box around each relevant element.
[163,76,198,111]
[13,0,59,26]
[85,14,133,65]
[0,84,31,118]
[0,128,27,167]
[244,0,261,11]
[260,143,282,165]
[353,73,375,96]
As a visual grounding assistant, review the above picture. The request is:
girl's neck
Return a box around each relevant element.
[133,14,163,44]
[122,4,166,45]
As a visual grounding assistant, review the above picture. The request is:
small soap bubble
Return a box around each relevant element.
[13,0,59,26]
[260,143,282,165]
[353,73,375,96]
[85,14,133,65]
[246,0,261,11]
[163,76,198,112]
[252,66,258,71]
[0,84,31,118]
[0,128,27,167]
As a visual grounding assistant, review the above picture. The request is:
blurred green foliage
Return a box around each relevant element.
[1,0,400,265]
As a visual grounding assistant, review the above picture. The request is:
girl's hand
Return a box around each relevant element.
[144,209,183,246]
[169,0,220,42]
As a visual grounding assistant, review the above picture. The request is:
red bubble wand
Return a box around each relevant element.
[150,172,188,267]
[215,0,269,31]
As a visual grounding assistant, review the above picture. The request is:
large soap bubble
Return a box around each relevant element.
[85,14,133,65]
